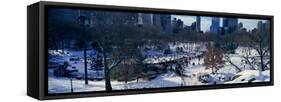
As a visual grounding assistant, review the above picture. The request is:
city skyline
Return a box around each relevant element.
[172,15,268,32]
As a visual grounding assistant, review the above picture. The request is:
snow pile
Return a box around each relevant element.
[226,70,270,84]
[197,73,235,84]
[49,50,69,56]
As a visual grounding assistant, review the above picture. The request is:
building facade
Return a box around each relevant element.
[210,17,220,34]
[196,16,201,33]
[137,13,172,33]
[222,17,238,34]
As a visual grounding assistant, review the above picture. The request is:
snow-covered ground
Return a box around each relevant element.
[48,45,270,94]
[48,77,105,94]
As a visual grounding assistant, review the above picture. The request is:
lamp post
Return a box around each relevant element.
[78,13,89,85]
[66,70,76,93]
[70,77,73,93]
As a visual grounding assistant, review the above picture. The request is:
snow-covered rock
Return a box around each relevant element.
[226,70,270,84]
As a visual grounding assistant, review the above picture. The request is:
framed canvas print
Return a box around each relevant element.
[27,1,274,100]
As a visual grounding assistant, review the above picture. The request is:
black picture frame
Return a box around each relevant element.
[27,1,274,100]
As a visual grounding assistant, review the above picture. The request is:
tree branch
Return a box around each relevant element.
[225,55,242,72]
[109,59,123,70]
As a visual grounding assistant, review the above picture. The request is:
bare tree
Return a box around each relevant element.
[90,11,139,91]
[223,27,270,72]
[247,31,270,71]
[203,44,224,74]
[174,63,186,86]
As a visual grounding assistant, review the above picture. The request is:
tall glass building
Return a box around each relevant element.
[196,16,201,32]
[222,18,238,33]
[210,17,220,34]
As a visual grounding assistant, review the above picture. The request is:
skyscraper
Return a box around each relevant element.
[196,16,201,33]
[137,13,153,26]
[257,20,270,33]
[137,13,143,26]
[257,21,263,30]
[210,17,220,34]
[137,13,172,33]
[238,22,243,30]
[160,14,172,33]
[153,14,172,33]
[222,18,238,34]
